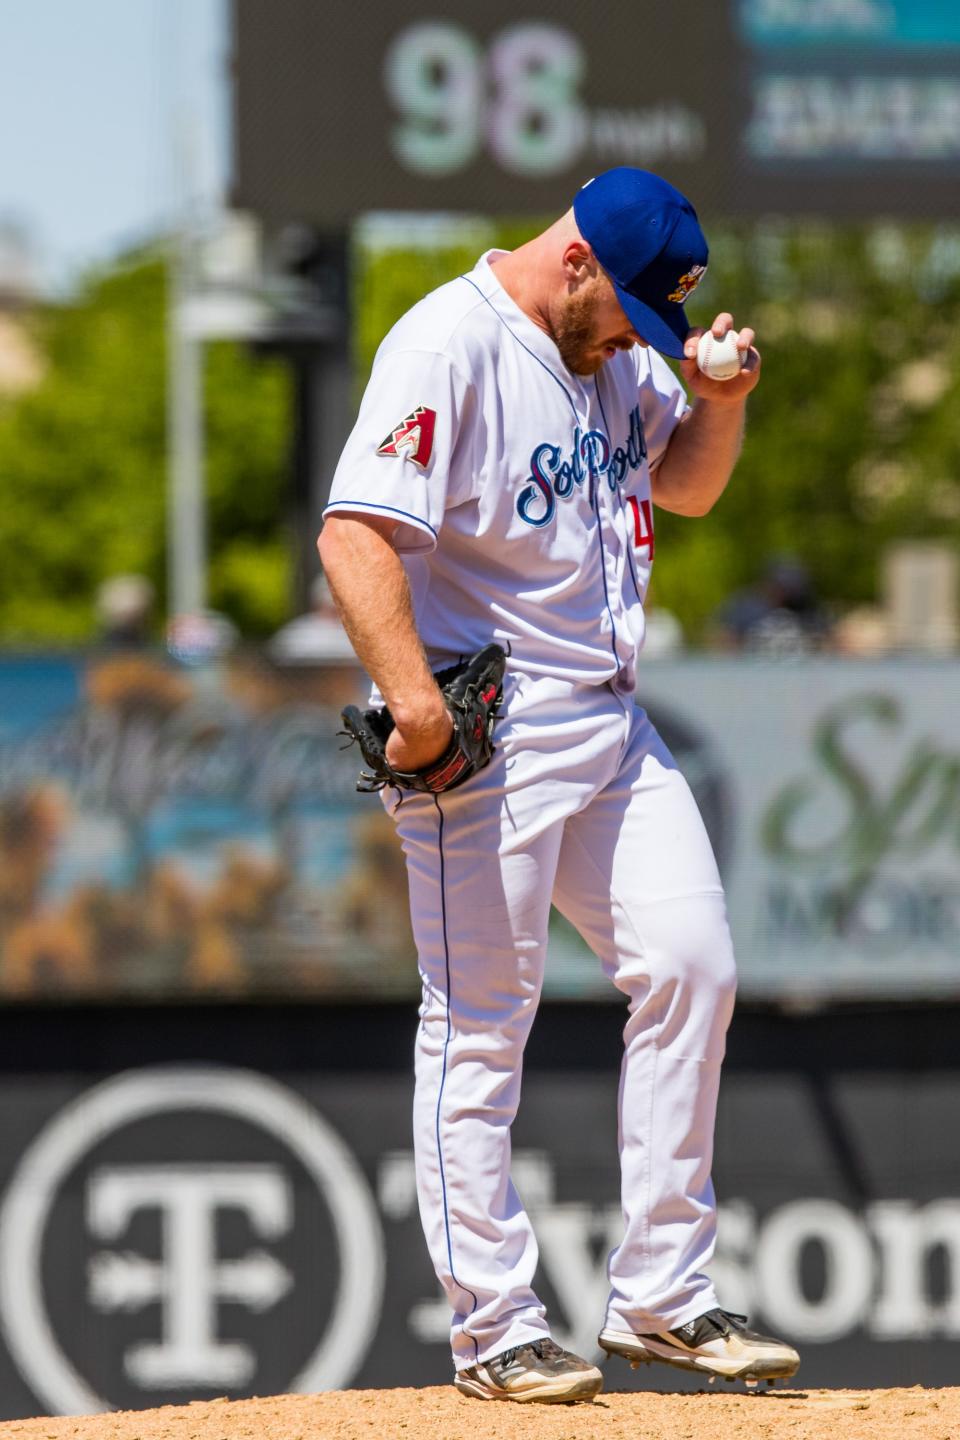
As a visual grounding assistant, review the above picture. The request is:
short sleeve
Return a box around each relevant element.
[639,349,689,473]
[324,348,470,553]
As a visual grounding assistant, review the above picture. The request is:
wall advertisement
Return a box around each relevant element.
[0,1013,955,1418]
[0,652,411,1002]
[636,659,960,1004]
[0,654,956,1004]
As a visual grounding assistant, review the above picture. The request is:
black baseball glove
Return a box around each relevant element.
[340,642,507,795]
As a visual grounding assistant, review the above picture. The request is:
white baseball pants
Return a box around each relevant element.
[387,671,737,1370]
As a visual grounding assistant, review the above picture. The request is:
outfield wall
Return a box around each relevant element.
[1,651,956,1412]
[0,1002,955,1416]
[1,652,957,1005]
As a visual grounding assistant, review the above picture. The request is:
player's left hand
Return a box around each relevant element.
[680,314,761,404]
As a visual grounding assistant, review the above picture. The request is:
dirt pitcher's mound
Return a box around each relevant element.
[0,1386,954,1440]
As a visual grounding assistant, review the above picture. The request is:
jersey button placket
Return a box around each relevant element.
[597,473,633,668]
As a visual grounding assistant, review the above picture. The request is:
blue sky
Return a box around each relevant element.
[0,0,228,292]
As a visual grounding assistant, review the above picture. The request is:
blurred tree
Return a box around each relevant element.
[355,221,960,642]
[2,222,958,647]
[0,252,291,642]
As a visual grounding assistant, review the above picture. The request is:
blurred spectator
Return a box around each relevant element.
[269,573,355,664]
[96,574,154,648]
[166,609,239,666]
[710,556,831,656]
[833,605,892,657]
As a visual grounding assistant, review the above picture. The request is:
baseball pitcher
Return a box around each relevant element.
[319,168,800,1404]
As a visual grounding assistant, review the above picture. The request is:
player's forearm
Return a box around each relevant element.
[651,398,746,517]
[317,516,446,730]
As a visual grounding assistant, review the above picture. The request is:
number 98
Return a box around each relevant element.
[384,21,588,178]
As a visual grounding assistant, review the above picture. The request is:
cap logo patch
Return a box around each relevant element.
[667,264,707,305]
[376,405,437,469]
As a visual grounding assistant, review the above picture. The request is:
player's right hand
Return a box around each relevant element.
[682,312,760,404]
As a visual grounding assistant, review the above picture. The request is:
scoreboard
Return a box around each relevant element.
[740,0,960,214]
[232,0,960,225]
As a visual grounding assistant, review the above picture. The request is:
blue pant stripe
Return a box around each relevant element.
[433,794,480,1360]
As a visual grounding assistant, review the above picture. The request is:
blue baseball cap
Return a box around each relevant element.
[573,168,709,359]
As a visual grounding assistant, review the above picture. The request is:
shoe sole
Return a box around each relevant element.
[454,1370,603,1404]
[598,1328,800,1381]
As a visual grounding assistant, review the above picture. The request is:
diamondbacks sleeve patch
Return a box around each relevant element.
[375,405,437,469]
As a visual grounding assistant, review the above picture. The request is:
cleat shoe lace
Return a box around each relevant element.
[494,1338,578,1375]
[666,1308,785,1349]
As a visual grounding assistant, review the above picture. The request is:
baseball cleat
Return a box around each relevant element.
[598,1308,800,1382]
[454,1337,603,1403]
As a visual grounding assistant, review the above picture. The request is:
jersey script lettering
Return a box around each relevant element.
[516,404,647,528]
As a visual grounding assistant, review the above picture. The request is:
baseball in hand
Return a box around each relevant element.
[696,329,742,382]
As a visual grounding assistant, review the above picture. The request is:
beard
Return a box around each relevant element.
[553,286,604,375]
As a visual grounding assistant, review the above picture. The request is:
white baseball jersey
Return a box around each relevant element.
[324,250,688,688]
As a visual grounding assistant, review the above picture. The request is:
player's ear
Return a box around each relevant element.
[562,241,597,287]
